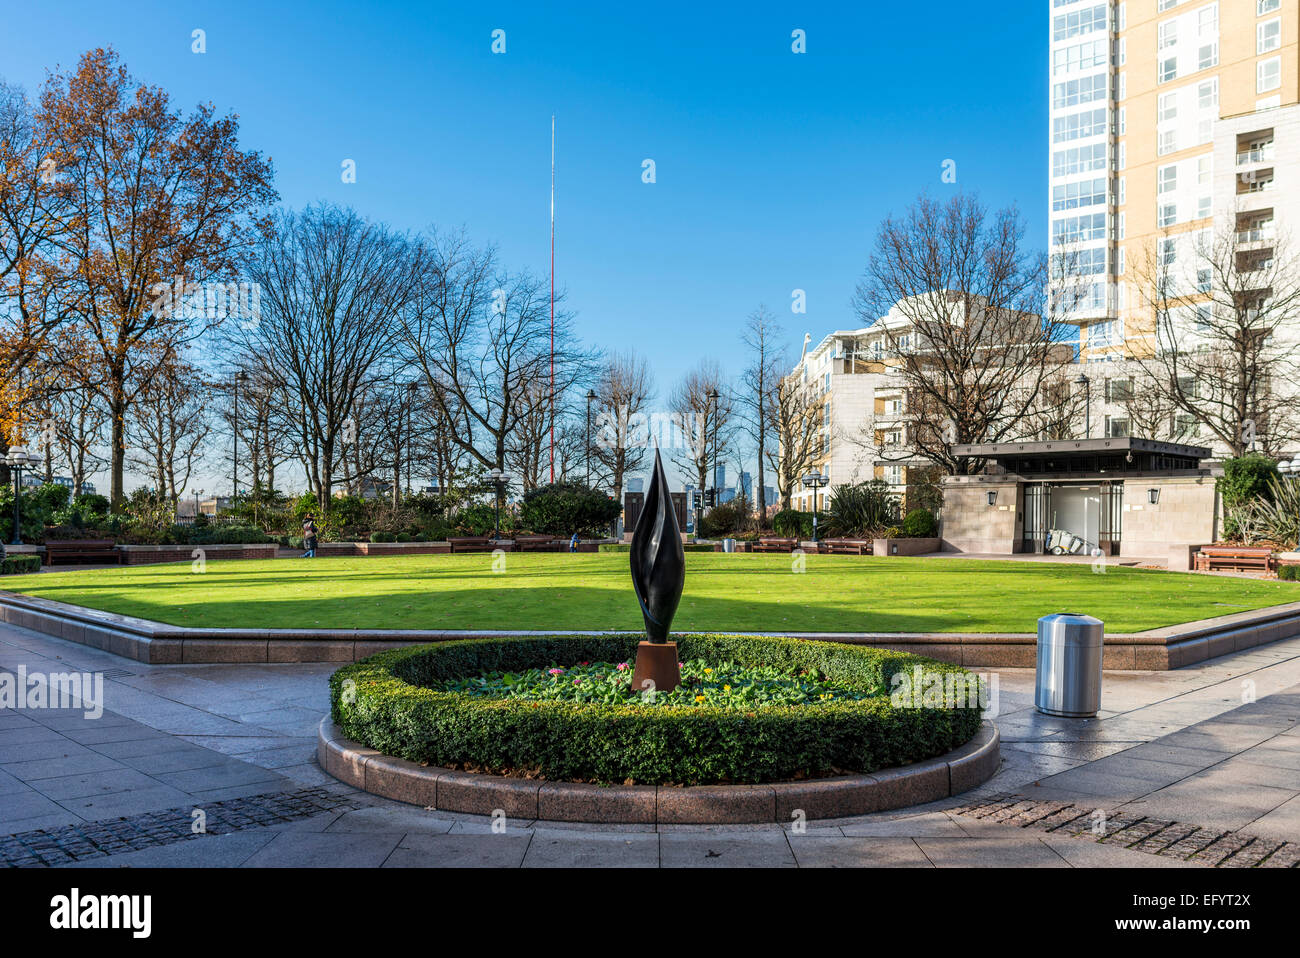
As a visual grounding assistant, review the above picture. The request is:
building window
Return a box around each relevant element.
[1158,20,1178,50]
[1053,212,1108,244]
[1053,4,1108,42]
[1053,108,1109,143]
[1053,73,1108,109]
[1197,269,1212,294]
[1159,203,1177,227]
[1161,237,1177,265]
[1159,92,1177,123]
[1158,0,1179,10]
[1158,130,1177,155]
[1053,39,1109,76]
[1259,0,1279,14]
[1105,416,1131,438]
[1197,43,1218,71]
[1052,142,1108,177]
[1158,165,1177,193]
[1198,4,1218,37]
[1258,18,1281,54]
[1258,57,1281,93]
[1053,177,1108,211]
[1197,79,1218,109]
[1159,57,1178,84]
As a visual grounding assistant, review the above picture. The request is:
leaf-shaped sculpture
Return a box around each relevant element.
[629,448,685,643]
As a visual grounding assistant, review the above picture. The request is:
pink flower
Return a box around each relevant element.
[616,663,629,671]
[547,668,564,676]
[573,677,582,685]
[578,661,590,666]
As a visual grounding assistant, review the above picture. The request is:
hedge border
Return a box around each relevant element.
[329,634,985,786]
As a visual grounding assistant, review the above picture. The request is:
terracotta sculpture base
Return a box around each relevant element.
[629,641,681,695]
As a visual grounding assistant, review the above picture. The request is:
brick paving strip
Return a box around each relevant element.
[952,794,1300,868]
[0,787,364,867]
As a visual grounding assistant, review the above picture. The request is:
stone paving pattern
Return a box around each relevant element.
[2,616,1299,867]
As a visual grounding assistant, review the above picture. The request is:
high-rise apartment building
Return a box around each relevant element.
[1050,0,1297,357]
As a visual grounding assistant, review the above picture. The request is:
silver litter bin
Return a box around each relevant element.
[1035,613,1104,717]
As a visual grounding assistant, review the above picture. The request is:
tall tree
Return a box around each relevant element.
[38,48,276,507]
[851,193,1078,475]
[1129,223,1300,457]
[126,356,210,504]
[240,205,419,505]
[591,350,654,504]
[767,360,822,511]
[738,306,780,517]
[668,359,734,503]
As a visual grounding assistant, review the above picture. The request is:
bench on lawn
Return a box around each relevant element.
[447,536,496,554]
[1194,546,1275,574]
[752,537,799,553]
[514,535,567,552]
[44,539,120,566]
[818,538,872,555]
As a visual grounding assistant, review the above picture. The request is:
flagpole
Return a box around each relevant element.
[549,114,556,485]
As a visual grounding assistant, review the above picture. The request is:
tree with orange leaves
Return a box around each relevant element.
[37,48,276,507]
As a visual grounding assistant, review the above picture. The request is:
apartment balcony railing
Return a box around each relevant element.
[1237,227,1276,244]
[1237,146,1275,165]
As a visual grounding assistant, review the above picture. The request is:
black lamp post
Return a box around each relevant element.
[233,370,248,498]
[1075,372,1091,439]
[6,446,43,545]
[488,467,506,539]
[707,388,719,507]
[802,470,828,543]
[406,381,418,497]
[585,389,597,488]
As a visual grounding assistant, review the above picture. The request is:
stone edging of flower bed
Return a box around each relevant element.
[316,718,1001,824]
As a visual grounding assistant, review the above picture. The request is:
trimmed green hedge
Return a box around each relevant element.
[1279,564,1299,582]
[0,554,41,575]
[329,634,983,785]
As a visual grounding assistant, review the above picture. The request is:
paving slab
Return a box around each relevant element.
[523,831,659,868]
[382,832,531,868]
[788,836,933,867]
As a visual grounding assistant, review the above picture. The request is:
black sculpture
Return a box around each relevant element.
[630,448,685,642]
[628,448,685,693]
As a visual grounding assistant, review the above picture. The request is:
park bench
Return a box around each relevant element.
[818,539,873,556]
[515,535,567,552]
[447,536,496,554]
[1194,546,1275,574]
[752,537,799,553]
[44,539,120,566]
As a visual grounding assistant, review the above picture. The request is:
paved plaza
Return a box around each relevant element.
[1,619,1298,867]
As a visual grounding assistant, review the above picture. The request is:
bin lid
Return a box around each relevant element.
[1037,612,1104,643]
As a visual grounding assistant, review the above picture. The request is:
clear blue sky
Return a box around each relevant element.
[1,0,1049,494]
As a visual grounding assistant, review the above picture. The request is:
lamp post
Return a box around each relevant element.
[801,471,829,543]
[585,388,597,488]
[706,388,719,507]
[6,446,44,546]
[233,370,248,498]
[1075,373,1091,439]
[406,381,418,497]
[488,467,506,539]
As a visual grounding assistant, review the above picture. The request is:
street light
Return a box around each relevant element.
[707,388,720,509]
[488,468,507,539]
[801,470,829,543]
[1075,373,1091,439]
[585,388,597,488]
[233,370,248,498]
[406,381,418,497]
[6,446,44,546]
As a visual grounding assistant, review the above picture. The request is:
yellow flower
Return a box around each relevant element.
[695,694,705,703]
[704,668,713,674]
[723,685,731,692]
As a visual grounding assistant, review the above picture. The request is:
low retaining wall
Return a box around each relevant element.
[118,544,279,565]
[874,537,942,557]
[2,590,1298,669]
[317,718,1001,824]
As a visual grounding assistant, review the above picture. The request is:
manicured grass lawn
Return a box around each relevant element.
[3,553,1298,634]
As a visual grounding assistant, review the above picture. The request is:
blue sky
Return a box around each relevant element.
[1,0,1049,493]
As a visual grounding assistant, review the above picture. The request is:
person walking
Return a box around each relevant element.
[301,513,318,558]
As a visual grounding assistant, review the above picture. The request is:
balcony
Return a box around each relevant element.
[1237,145,1275,165]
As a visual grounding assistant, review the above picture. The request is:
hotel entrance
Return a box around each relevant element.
[1023,481,1123,555]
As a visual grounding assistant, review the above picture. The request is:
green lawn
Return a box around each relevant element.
[3,553,1297,634]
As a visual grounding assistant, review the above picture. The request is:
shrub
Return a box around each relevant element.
[330,635,984,786]
[453,503,502,537]
[72,492,110,516]
[370,531,397,543]
[1235,475,1300,548]
[698,500,748,538]
[1,554,41,575]
[1279,564,1299,581]
[772,509,812,538]
[901,508,937,538]
[1220,454,1280,540]
[826,480,899,537]
[518,483,620,537]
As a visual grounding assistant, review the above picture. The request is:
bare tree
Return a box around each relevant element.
[126,358,210,504]
[767,361,822,511]
[397,231,594,501]
[851,193,1079,475]
[1019,363,1089,441]
[591,350,654,503]
[46,383,108,495]
[737,306,780,517]
[668,359,734,502]
[240,205,419,505]
[1129,221,1300,457]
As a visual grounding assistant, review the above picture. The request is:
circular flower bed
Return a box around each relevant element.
[330,634,984,786]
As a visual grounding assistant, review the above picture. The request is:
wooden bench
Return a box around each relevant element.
[447,537,496,554]
[818,539,873,556]
[514,535,567,553]
[1194,546,1275,574]
[44,539,120,566]
[752,537,799,553]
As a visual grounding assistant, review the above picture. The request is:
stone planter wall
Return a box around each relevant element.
[874,537,942,556]
[117,544,279,565]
